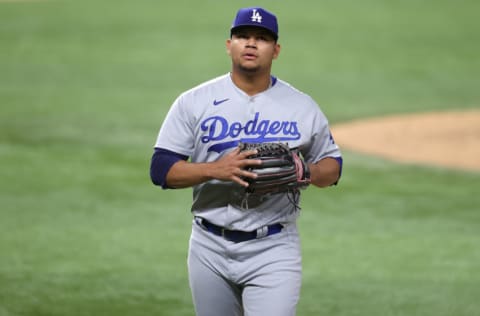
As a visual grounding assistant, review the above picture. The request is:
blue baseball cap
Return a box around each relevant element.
[231,7,279,40]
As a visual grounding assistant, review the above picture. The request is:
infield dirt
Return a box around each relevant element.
[331,110,480,172]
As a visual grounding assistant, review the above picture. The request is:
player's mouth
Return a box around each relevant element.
[242,53,257,60]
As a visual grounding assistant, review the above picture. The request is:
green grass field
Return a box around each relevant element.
[1,0,479,315]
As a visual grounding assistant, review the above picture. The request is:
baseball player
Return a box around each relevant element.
[150,7,342,316]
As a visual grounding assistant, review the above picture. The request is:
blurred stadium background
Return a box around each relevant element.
[1,0,479,315]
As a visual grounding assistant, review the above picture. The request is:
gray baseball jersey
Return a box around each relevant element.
[155,73,340,231]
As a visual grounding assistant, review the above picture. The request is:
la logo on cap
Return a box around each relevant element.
[251,9,263,23]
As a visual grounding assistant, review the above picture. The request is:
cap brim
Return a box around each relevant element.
[231,25,278,40]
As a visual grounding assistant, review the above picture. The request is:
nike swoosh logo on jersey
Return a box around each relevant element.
[213,98,229,106]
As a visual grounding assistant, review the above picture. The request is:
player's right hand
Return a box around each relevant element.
[211,146,262,187]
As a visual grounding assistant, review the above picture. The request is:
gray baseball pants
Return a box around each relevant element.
[187,220,302,316]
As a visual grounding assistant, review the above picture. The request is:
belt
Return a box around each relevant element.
[195,217,284,243]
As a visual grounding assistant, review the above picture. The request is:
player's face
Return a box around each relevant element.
[227,27,280,74]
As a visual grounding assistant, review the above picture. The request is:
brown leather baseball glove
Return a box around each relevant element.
[239,142,310,195]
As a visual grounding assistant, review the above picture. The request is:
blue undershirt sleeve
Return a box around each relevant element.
[150,148,189,189]
[333,156,343,185]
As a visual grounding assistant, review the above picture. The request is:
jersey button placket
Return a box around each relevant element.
[248,97,256,115]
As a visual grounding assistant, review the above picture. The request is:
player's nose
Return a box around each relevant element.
[245,37,257,48]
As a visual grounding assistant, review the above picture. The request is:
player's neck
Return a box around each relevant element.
[230,71,272,96]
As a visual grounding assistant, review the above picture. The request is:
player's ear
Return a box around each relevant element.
[273,43,281,59]
[226,39,232,56]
